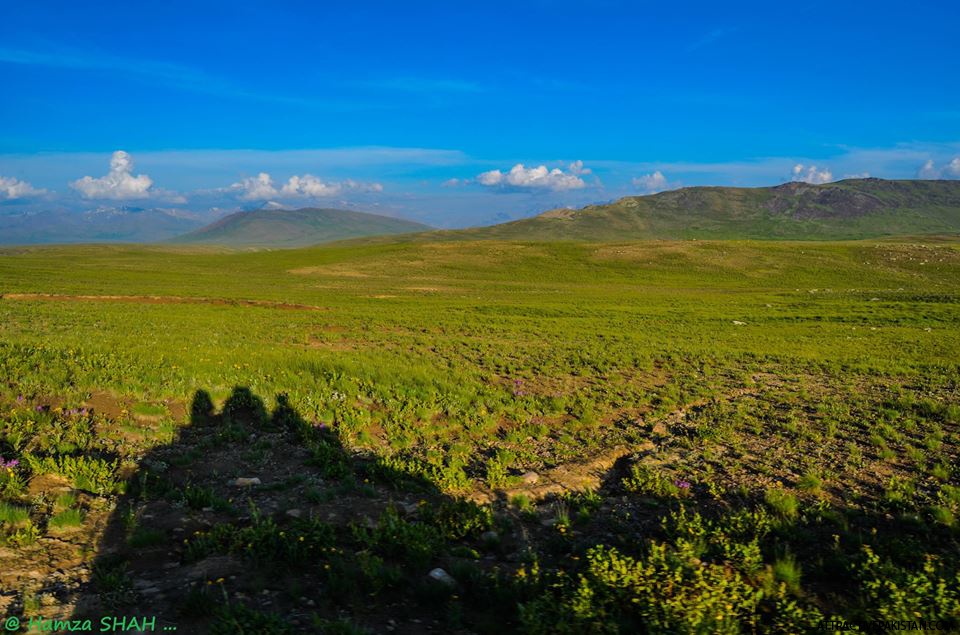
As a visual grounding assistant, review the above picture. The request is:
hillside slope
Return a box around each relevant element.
[171,207,432,247]
[0,207,205,245]
[446,178,960,241]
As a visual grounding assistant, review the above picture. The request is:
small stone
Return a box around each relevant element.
[480,530,499,543]
[427,568,457,587]
[286,508,302,519]
[521,471,539,485]
[230,477,261,487]
[732,320,746,325]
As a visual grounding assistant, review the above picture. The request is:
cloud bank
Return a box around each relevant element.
[0,176,45,199]
[70,151,154,199]
[918,157,960,179]
[231,172,383,200]
[476,162,588,192]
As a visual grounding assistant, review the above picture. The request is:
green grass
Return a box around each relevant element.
[47,508,84,530]
[0,235,958,632]
[0,502,30,526]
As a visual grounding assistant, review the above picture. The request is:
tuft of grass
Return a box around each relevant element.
[764,488,799,520]
[797,470,823,494]
[772,553,802,593]
[0,502,30,526]
[48,508,85,531]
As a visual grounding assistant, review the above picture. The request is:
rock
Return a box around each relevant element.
[285,509,302,519]
[400,502,420,516]
[229,477,261,487]
[427,568,457,587]
[521,471,539,485]
[480,530,499,543]
[732,320,747,326]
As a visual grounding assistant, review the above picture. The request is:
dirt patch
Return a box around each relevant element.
[470,446,638,504]
[84,391,126,419]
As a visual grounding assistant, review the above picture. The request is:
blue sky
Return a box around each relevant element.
[1,0,959,227]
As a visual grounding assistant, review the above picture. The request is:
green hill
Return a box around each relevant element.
[171,207,432,247]
[443,178,960,241]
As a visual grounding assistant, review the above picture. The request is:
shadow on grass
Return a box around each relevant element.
[70,386,509,634]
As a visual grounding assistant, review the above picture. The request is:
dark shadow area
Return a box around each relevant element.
[66,387,517,634]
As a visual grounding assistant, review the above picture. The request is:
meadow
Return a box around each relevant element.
[0,238,958,633]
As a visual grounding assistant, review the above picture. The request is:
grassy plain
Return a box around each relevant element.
[0,238,958,632]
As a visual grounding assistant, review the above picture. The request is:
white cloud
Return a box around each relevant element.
[476,162,587,192]
[918,159,939,179]
[0,175,45,199]
[632,170,669,193]
[917,157,960,179]
[441,178,462,187]
[232,172,278,200]
[843,172,871,179]
[70,150,154,199]
[791,163,833,184]
[231,172,383,200]
[949,158,960,178]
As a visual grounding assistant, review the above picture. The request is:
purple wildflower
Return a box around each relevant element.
[675,479,691,490]
[16,394,23,402]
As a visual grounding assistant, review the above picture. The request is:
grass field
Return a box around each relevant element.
[1,238,958,633]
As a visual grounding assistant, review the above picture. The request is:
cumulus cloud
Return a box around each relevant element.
[791,164,833,184]
[632,170,669,193]
[0,176,45,199]
[232,173,280,200]
[476,162,587,192]
[231,172,383,200]
[70,151,154,199]
[918,157,960,179]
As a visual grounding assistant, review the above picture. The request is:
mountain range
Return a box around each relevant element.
[3,179,960,247]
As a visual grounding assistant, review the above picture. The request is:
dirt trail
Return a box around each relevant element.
[1,293,327,312]
[469,378,771,504]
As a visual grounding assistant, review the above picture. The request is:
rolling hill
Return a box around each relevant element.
[171,207,432,247]
[442,178,960,241]
[0,207,207,245]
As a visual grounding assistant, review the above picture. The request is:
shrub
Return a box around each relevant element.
[622,464,684,499]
